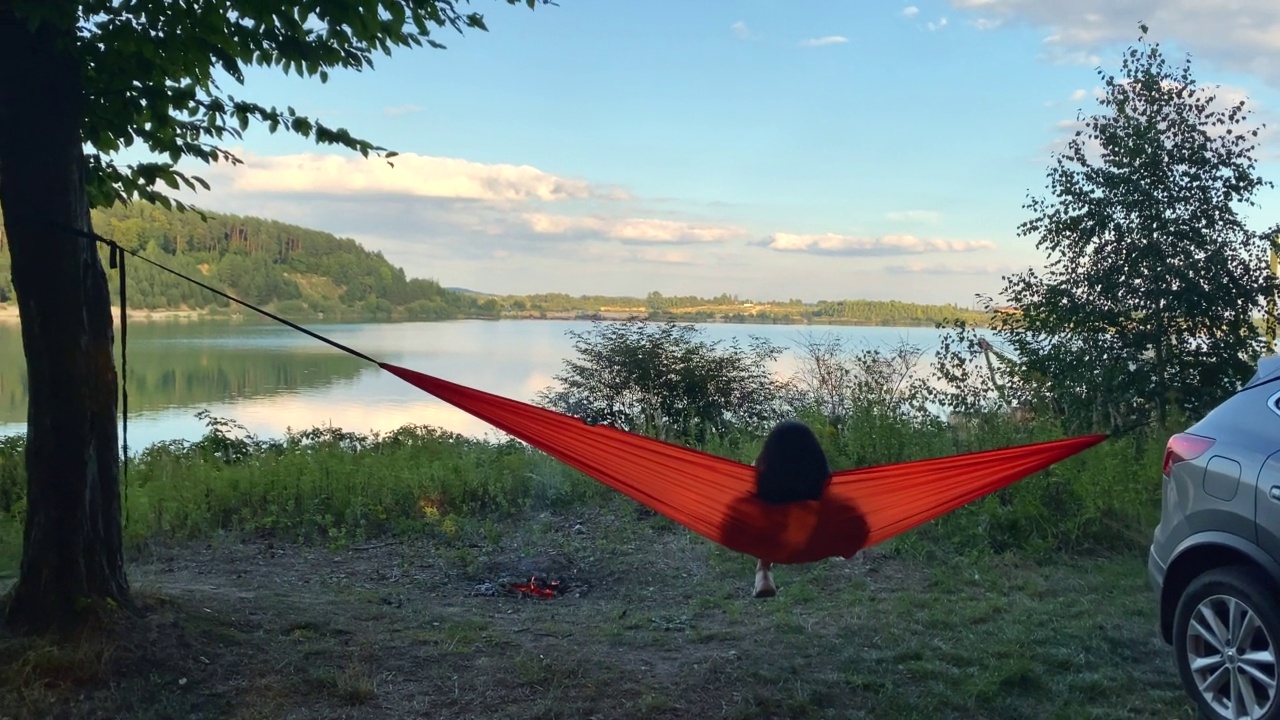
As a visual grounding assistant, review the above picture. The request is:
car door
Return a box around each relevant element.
[1253,392,1280,560]
[1256,448,1280,560]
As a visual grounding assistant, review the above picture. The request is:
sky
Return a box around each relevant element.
[156,0,1280,306]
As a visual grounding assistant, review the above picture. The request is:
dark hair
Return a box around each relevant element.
[754,419,831,504]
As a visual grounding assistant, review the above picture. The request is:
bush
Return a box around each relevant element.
[536,319,791,443]
[0,434,24,521]
[274,299,311,317]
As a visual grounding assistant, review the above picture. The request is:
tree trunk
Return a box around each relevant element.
[0,3,132,634]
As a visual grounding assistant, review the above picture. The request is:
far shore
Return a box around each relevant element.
[0,303,207,324]
[0,302,977,329]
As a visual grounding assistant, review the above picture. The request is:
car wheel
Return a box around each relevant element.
[1173,566,1280,720]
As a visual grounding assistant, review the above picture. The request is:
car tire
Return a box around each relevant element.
[1173,565,1280,720]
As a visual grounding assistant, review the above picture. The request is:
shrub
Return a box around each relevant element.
[537,319,792,443]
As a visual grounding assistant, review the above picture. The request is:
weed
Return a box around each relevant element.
[330,659,377,705]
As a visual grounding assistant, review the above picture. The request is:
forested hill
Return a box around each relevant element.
[0,202,487,321]
[0,202,993,327]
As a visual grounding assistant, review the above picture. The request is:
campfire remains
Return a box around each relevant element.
[469,554,589,600]
[502,574,561,599]
[471,572,590,600]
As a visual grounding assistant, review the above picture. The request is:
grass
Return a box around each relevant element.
[0,410,1183,718]
[0,407,1167,572]
[0,524,17,582]
[0,503,1193,719]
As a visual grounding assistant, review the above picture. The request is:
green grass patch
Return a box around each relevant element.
[0,408,1166,582]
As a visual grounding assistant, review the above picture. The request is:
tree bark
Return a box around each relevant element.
[0,2,132,634]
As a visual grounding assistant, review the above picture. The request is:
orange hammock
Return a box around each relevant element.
[381,363,1107,564]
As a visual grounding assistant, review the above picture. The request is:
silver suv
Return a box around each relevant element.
[1150,355,1280,720]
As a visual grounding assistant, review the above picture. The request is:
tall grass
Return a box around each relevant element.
[0,405,1166,571]
[0,434,22,578]
[113,416,613,550]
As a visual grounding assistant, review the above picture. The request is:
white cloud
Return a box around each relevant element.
[383,104,422,116]
[583,246,700,265]
[759,232,997,256]
[800,35,849,48]
[1046,87,1097,108]
[903,6,920,18]
[166,149,1016,304]
[523,213,748,244]
[947,0,1280,85]
[165,179,1016,302]
[1048,49,1102,67]
[885,262,1021,275]
[885,209,941,224]
[927,17,950,31]
[211,151,629,203]
[972,17,1002,30]
[731,20,751,40]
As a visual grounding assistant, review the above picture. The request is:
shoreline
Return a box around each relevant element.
[0,304,206,324]
[0,303,965,329]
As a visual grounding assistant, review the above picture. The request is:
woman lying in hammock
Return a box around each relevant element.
[747,419,869,598]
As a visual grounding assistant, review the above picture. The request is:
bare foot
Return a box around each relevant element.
[753,559,776,598]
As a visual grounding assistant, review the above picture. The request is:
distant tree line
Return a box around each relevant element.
[486,290,992,327]
[1,212,996,328]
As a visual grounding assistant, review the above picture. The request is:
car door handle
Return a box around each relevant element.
[1271,486,1280,502]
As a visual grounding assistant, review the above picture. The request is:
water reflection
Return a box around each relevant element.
[0,319,958,447]
[0,321,369,424]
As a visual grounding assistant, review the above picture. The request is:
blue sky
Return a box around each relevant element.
[163,0,1280,305]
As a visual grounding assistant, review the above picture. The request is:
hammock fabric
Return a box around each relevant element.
[381,364,1107,564]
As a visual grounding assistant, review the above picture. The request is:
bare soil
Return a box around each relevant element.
[0,507,1195,719]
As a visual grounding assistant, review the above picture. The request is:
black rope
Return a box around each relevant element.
[43,220,381,366]
[1108,415,1155,439]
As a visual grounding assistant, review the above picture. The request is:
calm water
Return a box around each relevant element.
[0,319,961,449]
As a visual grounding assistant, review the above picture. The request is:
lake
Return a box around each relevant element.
[0,318,964,449]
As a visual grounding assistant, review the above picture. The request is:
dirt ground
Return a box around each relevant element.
[0,507,1195,720]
